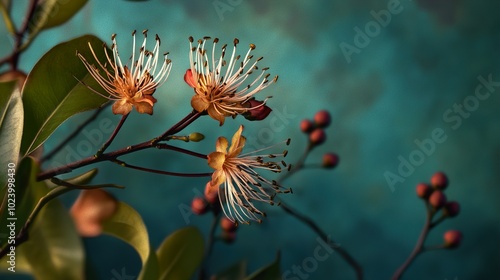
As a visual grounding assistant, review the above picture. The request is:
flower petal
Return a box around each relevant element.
[215,137,229,153]
[134,101,154,115]
[208,151,226,170]
[228,125,246,156]
[112,99,133,115]
[211,169,226,187]
[207,104,225,125]
[191,94,210,113]
[184,69,198,88]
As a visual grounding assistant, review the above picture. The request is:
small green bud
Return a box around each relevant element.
[189,132,205,142]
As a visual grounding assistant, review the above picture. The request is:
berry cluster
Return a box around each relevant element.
[300,110,339,169]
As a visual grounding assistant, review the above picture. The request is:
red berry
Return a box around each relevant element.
[443,201,460,217]
[309,129,326,145]
[416,183,432,199]
[431,172,448,190]
[428,190,447,209]
[314,110,331,128]
[300,119,315,133]
[322,153,339,169]
[191,197,208,215]
[220,217,238,232]
[443,230,462,248]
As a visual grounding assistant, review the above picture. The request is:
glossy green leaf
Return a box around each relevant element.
[245,252,281,280]
[0,81,22,190]
[102,202,159,280]
[156,226,205,280]
[21,35,110,156]
[33,0,88,29]
[24,0,88,48]
[0,157,85,279]
[214,260,247,280]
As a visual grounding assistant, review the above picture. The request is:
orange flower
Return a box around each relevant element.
[185,37,278,125]
[207,125,291,224]
[78,30,172,115]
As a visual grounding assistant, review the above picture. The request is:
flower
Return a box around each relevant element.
[78,30,172,115]
[207,125,291,224]
[185,36,278,125]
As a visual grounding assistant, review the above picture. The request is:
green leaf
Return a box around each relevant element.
[0,157,85,279]
[0,81,23,190]
[20,35,110,156]
[23,0,88,48]
[33,0,88,29]
[214,261,247,280]
[102,202,159,280]
[245,252,281,280]
[156,226,205,280]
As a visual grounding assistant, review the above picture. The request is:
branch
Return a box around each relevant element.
[112,159,212,178]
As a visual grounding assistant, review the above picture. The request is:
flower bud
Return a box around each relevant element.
[70,189,118,237]
[220,217,238,232]
[188,132,205,142]
[300,119,315,133]
[443,201,460,217]
[204,182,219,204]
[243,99,272,121]
[322,153,339,169]
[443,230,462,248]
[428,190,447,209]
[314,110,331,128]
[191,197,209,215]
[431,172,448,190]
[309,129,326,146]
[416,183,432,199]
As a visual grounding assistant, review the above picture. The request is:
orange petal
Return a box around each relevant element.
[210,169,226,187]
[134,101,154,115]
[184,69,198,88]
[228,125,245,156]
[208,151,226,170]
[112,99,133,115]
[215,136,229,153]
[207,104,225,125]
[191,94,209,113]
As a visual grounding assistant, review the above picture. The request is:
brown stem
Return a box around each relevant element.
[198,213,220,280]
[279,142,313,182]
[280,202,363,280]
[392,203,433,280]
[37,111,203,181]
[156,144,208,159]
[112,159,211,178]
[96,113,129,156]
[41,104,108,163]
[10,0,38,70]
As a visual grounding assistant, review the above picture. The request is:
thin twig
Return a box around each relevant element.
[112,159,212,178]
[280,202,363,280]
[37,111,205,181]
[96,113,128,157]
[156,144,208,159]
[41,104,109,163]
[392,203,433,280]
[198,213,220,280]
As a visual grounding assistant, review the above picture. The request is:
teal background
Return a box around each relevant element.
[1,0,499,279]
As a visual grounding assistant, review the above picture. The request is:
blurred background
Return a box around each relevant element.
[1,0,499,279]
